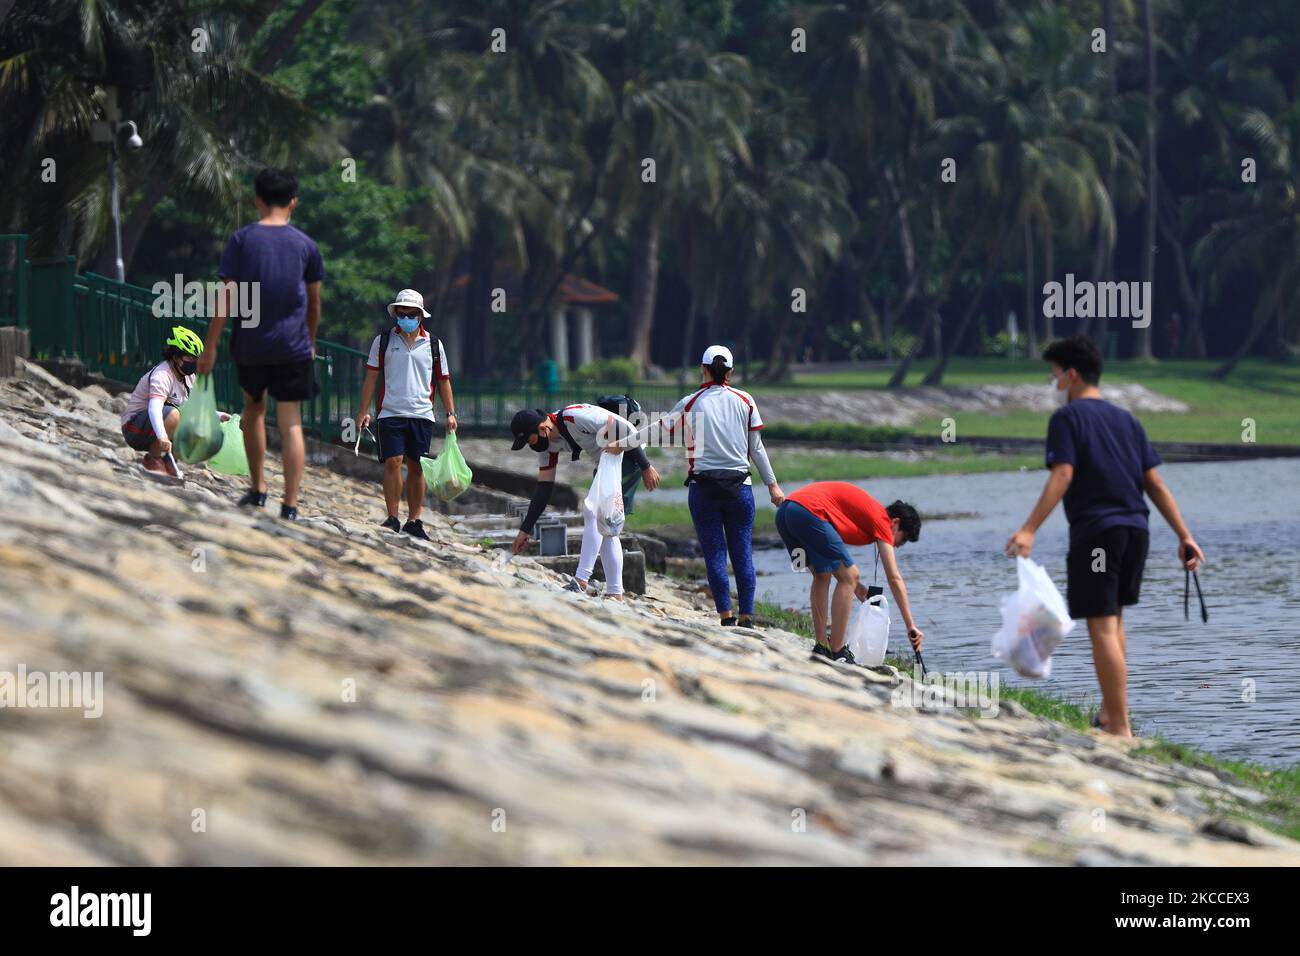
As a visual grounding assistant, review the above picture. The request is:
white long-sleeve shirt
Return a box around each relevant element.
[122,361,193,440]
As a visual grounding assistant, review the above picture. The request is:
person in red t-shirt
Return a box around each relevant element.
[775,481,924,664]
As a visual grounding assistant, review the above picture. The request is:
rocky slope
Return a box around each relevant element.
[0,361,1292,865]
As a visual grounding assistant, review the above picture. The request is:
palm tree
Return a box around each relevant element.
[0,0,310,268]
[706,102,854,380]
[803,0,967,364]
[1194,107,1300,378]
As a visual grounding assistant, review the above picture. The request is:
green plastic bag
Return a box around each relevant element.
[207,413,249,476]
[174,374,224,464]
[421,431,473,501]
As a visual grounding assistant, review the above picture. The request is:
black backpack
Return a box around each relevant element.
[375,325,443,412]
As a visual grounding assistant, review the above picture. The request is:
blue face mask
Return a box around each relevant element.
[396,316,420,334]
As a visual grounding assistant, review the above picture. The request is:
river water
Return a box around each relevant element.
[660,458,1300,765]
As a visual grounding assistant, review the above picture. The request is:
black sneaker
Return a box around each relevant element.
[280,503,298,521]
[810,642,834,661]
[237,489,268,508]
[831,645,857,665]
[720,616,738,627]
[380,516,401,532]
[402,519,430,540]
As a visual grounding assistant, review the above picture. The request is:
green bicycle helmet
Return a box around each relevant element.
[165,325,204,357]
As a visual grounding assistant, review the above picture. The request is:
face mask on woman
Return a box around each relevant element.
[179,358,198,377]
[396,316,420,334]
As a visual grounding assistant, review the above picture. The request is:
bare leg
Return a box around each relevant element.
[241,391,268,493]
[276,400,305,507]
[149,408,181,456]
[1097,609,1128,727]
[810,572,832,646]
[382,457,403,518]
[406,459,424,520]
[1087,614,1132,737]
[829,563,860,652]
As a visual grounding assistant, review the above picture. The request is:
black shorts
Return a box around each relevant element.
[237,360,318,402]
[121,404,179,451]
[376,416,433,463]
[1066,525,1149,619]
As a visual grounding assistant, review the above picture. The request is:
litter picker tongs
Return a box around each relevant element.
[1185,569,1208,623]
[353,425,376,456]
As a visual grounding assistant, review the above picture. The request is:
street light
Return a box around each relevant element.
[90,89,143,283]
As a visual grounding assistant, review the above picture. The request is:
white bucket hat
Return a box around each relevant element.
[386,288,430,319]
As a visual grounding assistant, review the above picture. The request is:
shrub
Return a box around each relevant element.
[571,357,640,383]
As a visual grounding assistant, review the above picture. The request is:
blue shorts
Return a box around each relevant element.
[376,416,433,463]
[775,500,855,573]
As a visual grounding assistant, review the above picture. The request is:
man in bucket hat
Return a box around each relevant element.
[356,289,457,541]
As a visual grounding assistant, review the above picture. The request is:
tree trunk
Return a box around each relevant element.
[1161,213,1206,359]
[463,229,496,377]
[1023,220,1037,357]
[1212,300,1273,379]
[881,167,916,363]
[1041,219,1055,342]
[924,227,1012,385]
[1136,0,1157,359]
[1085,0,1119,345]
[887,219,976,388]
[255,0,328,74]
[678,294,699,386]
[626,201,662,373]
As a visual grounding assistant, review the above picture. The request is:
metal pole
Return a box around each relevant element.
[108,136,124,283]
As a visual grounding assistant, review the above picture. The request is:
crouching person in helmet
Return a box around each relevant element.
[120,325,225,480]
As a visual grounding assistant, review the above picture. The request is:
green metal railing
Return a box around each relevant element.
[0,234,28,328]
[455,379,685,428]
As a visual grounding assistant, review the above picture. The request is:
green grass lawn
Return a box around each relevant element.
[625,500,777,538]
[572,445,1040,493]
[753,600,1300,839]
[765,447,1042,481]
[741,357,1300,447]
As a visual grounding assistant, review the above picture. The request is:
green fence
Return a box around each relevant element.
[0,235,28,328]
[4,235,691,443]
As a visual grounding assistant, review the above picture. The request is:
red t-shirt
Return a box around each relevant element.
[787,482,894,546]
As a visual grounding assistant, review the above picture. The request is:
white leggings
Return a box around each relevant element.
[576,501,624,595]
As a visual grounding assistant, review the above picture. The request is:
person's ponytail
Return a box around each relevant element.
[707,356,729,385]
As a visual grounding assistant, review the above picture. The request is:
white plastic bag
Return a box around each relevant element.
[846,593,890,666]
[992,556,1075,679]
[585,451,625,538]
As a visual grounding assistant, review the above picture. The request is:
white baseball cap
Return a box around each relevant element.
[386,288,430,318]
[701,345,733,368]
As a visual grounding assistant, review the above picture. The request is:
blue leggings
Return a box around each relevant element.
[688,483,757,616]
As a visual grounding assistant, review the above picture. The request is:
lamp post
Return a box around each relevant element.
[91,88,143,283]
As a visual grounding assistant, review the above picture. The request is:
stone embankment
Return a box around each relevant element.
[0,361,1293,865]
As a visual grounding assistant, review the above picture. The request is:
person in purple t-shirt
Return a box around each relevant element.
[198,168,324,520]
[1005,335,1204,739]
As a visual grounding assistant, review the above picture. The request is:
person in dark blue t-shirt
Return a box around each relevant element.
[1005,335,1204,739]
[197,168,324,521]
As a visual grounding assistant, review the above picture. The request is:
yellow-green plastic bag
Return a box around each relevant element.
[174,374,224,464]
[421,431,473,501]
[207,414,249,476]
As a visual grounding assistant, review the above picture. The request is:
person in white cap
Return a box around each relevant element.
[355,289,456,540]
[638,345,784,627]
